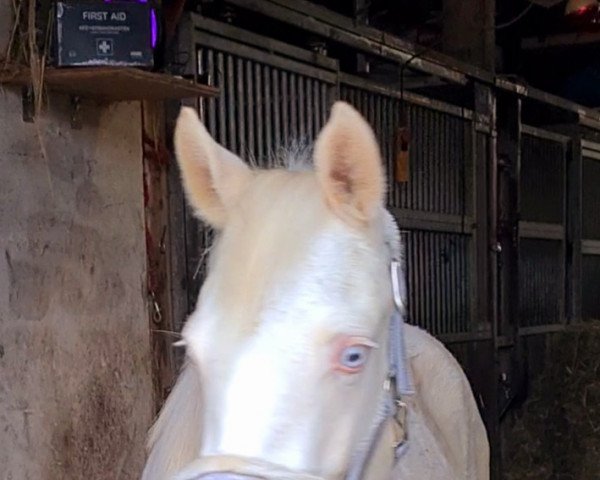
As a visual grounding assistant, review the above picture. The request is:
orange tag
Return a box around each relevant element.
[394,127,410,183]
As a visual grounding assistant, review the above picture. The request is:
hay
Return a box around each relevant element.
[3,0,55,111]
[2,0,55,193]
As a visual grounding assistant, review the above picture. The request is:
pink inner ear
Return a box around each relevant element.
[330,162,354,196]
[314,102,386,224]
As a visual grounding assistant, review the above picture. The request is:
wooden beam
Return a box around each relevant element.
[0,65,219,102]
[522,31,600,50]
[224,0,474,85]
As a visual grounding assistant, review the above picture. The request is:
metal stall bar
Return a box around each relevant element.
[580,140,600,321]
[339,73,482,342]
[175,16,338,320]
[518,125,569,328]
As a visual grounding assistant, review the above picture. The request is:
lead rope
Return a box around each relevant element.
[345,260,414,480]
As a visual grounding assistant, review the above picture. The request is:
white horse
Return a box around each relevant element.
[142,102,489,480]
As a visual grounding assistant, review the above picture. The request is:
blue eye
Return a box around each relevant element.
[332,337,377,374]
[340,345,369,370]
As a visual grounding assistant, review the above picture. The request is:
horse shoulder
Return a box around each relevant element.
[400,325,490,480]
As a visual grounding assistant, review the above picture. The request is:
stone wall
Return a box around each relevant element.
[0,88,154,477]
[502,323,600,479]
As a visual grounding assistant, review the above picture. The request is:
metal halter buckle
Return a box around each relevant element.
[394,400,408,446]
[384,373,408,455]
[390,259,404,312]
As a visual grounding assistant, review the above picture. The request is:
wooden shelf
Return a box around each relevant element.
[0,65,219,101]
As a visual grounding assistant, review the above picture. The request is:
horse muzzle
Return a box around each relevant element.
[173,455,325,480]
[193,475,261,480]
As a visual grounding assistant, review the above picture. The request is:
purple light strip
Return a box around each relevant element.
[150,9,157,48]
[102,0,157,48]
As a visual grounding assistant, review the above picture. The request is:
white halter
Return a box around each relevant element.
[344,259,414,480]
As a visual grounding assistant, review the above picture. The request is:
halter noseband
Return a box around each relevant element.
[344,259,414,480]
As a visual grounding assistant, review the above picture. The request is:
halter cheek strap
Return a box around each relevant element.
[345,260,414,480]
[389,259,413,397]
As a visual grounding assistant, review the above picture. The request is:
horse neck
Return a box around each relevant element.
[359,421,396,480]
[141,365,204,480]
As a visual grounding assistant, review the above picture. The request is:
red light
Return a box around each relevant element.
[565,2,600,31]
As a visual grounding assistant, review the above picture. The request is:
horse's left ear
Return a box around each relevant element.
[174,107,252,229]
[314,101,385,225]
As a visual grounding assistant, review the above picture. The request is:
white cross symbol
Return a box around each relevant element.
[97,39,112,55]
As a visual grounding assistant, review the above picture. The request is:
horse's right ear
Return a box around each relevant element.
[313,101,385,226]
[174,107,252,228]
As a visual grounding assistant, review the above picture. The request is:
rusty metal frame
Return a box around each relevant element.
[337,76,480,338]
[176,12,496,344]
[162,8,600,479]
[518,124,569,328]
[579,140,600,320]
[186,13,338,72]
[223,0,474,86]
[339,73,475,119]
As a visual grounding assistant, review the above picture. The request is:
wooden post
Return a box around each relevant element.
[495,90,524,480]
[442,0,496,72]
[142,100,177,411]
[471,82,502,480]
[567,137,583,322]
[496,91,521,341]
[353,0,370,74]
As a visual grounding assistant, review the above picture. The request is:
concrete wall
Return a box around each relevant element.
[502,324,600,479]
[0,88,154,477]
